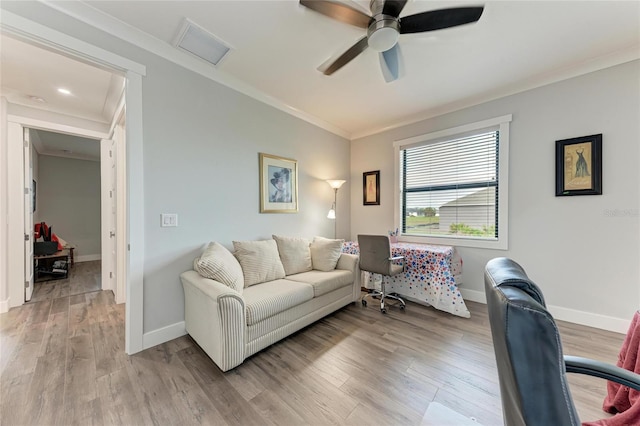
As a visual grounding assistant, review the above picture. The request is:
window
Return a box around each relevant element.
[394,115,511,249]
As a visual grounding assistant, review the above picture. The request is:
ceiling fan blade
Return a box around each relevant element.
[318,36,369,75]
[379,43,403,83]
[300,0,371,28]
[382,0,408,18]
[400,7,484,34]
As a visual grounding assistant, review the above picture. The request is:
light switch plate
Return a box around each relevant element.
[161,213,178,227]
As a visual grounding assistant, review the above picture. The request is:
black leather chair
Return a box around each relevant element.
[358,234,406,313]
[484,257,640,426]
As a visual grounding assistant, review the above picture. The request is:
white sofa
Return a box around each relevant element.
[180,236,360,372]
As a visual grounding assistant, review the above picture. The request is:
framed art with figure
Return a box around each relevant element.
[363,170,380,205]
[555,134,602,196]
[259,153,298,213]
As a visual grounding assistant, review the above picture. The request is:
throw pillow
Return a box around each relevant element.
[233,239,286,287]
[272,235,312,276]
[194,242,244,293]
[310,236,344,272]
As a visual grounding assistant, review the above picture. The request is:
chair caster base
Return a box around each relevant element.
[362,299,367,307]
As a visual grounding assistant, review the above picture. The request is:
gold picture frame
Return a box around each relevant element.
[259,153,298,213]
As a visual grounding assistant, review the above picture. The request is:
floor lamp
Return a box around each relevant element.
[326,179,346,238]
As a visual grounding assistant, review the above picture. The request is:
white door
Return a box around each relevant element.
[24,128,34,301]
[100,139,117,294]
[114,118,127,305]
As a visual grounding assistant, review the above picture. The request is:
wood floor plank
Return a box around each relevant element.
[96,367,153,426]
[178,346,266,426]
[0,263,628,426]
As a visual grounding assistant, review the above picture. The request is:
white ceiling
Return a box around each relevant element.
[0,35,124,161]
[1,0,639,142]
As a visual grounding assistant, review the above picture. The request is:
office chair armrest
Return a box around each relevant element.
[389,256,405,272]
[564,355,640,390]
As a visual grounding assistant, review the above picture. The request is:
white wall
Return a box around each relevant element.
[0,97,7,312]
[141,53,351,333]
[1,2,351,336]
[37,155,102,259]
[351,60,640,333]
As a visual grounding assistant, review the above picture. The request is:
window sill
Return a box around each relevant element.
[398,234,508,250]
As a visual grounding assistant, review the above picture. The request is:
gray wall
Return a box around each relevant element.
[4,2,351,334]
[141,58,350,331]
[37,155,101,258]
[351,60,640,329]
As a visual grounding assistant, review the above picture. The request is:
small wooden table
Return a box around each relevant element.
[34,249,70,282]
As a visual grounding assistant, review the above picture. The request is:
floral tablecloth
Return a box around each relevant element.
[343,241,470,318]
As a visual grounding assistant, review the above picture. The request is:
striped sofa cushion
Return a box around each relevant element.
[243,279,314,326]
[285,269,353,297]
[194,242,244,293]
[233,239,286,287]
[272,235,312,275]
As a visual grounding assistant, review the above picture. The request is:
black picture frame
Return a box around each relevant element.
[555,134,602,196]
[363,170,380,205]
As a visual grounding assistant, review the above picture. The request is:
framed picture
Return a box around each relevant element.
[259,153,298,213]
[363,170,380,205]
[555,134,602,196]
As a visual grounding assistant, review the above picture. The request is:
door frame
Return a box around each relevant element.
[0,10,146,354]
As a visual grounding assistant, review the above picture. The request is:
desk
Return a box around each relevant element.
[342,241,470,318]
[34,249,70,282]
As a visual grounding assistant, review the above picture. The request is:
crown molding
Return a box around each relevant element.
[40,0,352,140]
[351,45,640,140]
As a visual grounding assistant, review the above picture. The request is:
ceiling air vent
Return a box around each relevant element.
[174,19,231,66]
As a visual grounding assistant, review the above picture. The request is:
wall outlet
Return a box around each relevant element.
[161,213,178,227]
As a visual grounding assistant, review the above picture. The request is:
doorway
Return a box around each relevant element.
[1,12,146,354]
[28,128,106,303]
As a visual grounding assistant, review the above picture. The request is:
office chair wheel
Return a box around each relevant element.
[380,308,387,314]
[361,299,367,307]
[400,304,405,310]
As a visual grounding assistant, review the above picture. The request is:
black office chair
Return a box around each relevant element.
[358,234,406,313]
[484,257,640,426]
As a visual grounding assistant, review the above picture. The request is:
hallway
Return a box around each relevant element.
[30,260,101,303]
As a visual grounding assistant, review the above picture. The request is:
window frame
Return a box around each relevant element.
[393,114,512,250]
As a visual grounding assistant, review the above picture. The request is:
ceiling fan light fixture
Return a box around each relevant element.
[367,19,399,52]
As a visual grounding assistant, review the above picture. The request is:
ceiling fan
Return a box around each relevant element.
[300,0,484,82]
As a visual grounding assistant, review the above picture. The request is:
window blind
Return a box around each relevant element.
[401,130,499,240]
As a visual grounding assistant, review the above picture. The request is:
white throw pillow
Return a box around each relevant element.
[233,239,286,287]
[194,242,244,293]
[272,235,312,276]
[310,237,344,272]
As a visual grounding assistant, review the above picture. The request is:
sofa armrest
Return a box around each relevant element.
[337,252,357,271]
[336,253,361,302]
[180,270,246,371]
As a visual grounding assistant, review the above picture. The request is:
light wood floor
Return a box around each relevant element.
[31,260,102,303]
[0,280,624,425]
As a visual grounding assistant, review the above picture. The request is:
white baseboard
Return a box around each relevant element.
[76,254,101,263]
[0,298,9,313]
[460,288,486,304]
[459,288,630,334]
[142,321,186,350]
[547,305,631,335]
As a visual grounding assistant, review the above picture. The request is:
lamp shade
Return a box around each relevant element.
[327,208,336,219]
[326,179,346,189]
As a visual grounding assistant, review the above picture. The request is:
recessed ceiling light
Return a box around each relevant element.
[57,88,71,95]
